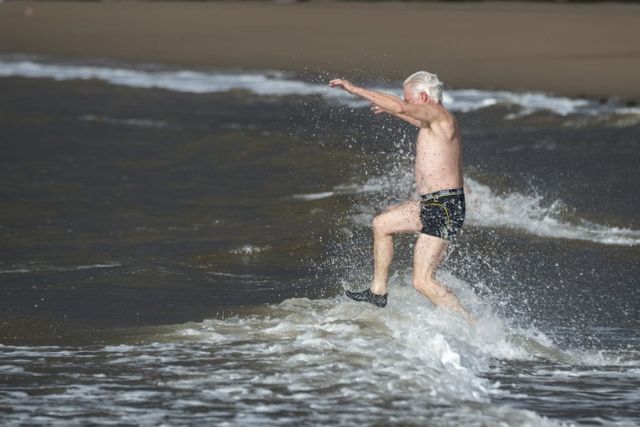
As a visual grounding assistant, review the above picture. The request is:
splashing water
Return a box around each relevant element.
[293,170,640,246]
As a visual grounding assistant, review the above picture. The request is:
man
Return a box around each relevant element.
[329,71,472,320]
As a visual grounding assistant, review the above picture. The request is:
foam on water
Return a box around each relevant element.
[318,170,640,246]
[1,55,638,116]
[3,275,636,425]
[291,191,335,201]
[0,275,567,425]
[79,114,169,128]
[230,245,272,255]
[464,178,640,246]
[0,262,122,275]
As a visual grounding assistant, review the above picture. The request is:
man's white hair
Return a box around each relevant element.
[403,71,443,104]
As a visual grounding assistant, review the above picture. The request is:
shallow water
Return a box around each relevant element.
[1,56,639,425]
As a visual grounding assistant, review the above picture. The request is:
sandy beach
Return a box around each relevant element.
[0,1,639,101]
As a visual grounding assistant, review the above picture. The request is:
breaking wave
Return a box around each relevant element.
[1,55,638,116]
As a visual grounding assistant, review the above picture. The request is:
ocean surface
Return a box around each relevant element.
[1,55,639,426]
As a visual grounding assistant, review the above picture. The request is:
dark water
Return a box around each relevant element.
[1,57,639,426]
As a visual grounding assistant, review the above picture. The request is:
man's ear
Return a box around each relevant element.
[419,91,428,103]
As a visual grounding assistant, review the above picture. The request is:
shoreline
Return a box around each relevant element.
[1,1,639,102]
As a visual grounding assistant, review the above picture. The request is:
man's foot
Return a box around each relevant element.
[345,288,388,308]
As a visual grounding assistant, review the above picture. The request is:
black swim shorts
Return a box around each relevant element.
[419,188,465,240]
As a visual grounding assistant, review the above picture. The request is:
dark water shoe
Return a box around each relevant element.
[345,288,388,308]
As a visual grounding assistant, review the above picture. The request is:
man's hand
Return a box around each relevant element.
[329,78,357,94]
[371,105,385,115]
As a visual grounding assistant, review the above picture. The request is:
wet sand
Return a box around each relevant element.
[0,1,639,100]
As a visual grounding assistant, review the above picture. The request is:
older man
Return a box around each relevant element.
[330,71,471,320]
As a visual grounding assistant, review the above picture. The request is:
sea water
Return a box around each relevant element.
[0,55,639,425]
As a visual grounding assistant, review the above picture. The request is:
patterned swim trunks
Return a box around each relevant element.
[419,188,465,240]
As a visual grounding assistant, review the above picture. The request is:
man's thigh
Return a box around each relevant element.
[375,200,422,234]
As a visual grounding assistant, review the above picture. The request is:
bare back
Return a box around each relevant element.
[414,110,463,195]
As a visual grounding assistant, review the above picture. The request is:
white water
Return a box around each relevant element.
[0,262,122,275]
[294,171,640,246]
[1,56,638,116]
[3,276,637,425]
[0,279,565,426]
[464,178,640,246]
[79,114,169,128]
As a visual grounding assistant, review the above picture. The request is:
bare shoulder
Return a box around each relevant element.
[437,107,457,131]
[435,104,456,123]
[403,101,455,132]
[421,104,457,134]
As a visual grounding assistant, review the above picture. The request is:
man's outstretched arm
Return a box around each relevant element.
[329,78,444,127]
[371,105,422,128]
[330,78,404,113]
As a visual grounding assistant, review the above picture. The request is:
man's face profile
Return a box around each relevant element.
[403,86,426,104]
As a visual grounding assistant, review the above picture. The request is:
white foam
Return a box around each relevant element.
[443,89,608,116]
[230,245,271,255]
[0,297,605,426]
[465,177,640,246]
[0,365,25,374]
[291,191,334,201]
[0,56,342,96]
[79,114,169,128]
[147,279,570,425]
[1,56,638,116]
[0,268,31,274]
[0,262,122,275]
[336,171,640,246]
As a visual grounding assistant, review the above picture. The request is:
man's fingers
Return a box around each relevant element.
[329,78,351,89]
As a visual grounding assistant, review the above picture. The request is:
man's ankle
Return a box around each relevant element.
[370,285,387,296]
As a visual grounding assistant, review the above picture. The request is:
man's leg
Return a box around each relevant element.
[412,233,473,320]
[346,201,422,307]
[370,201,422,295]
